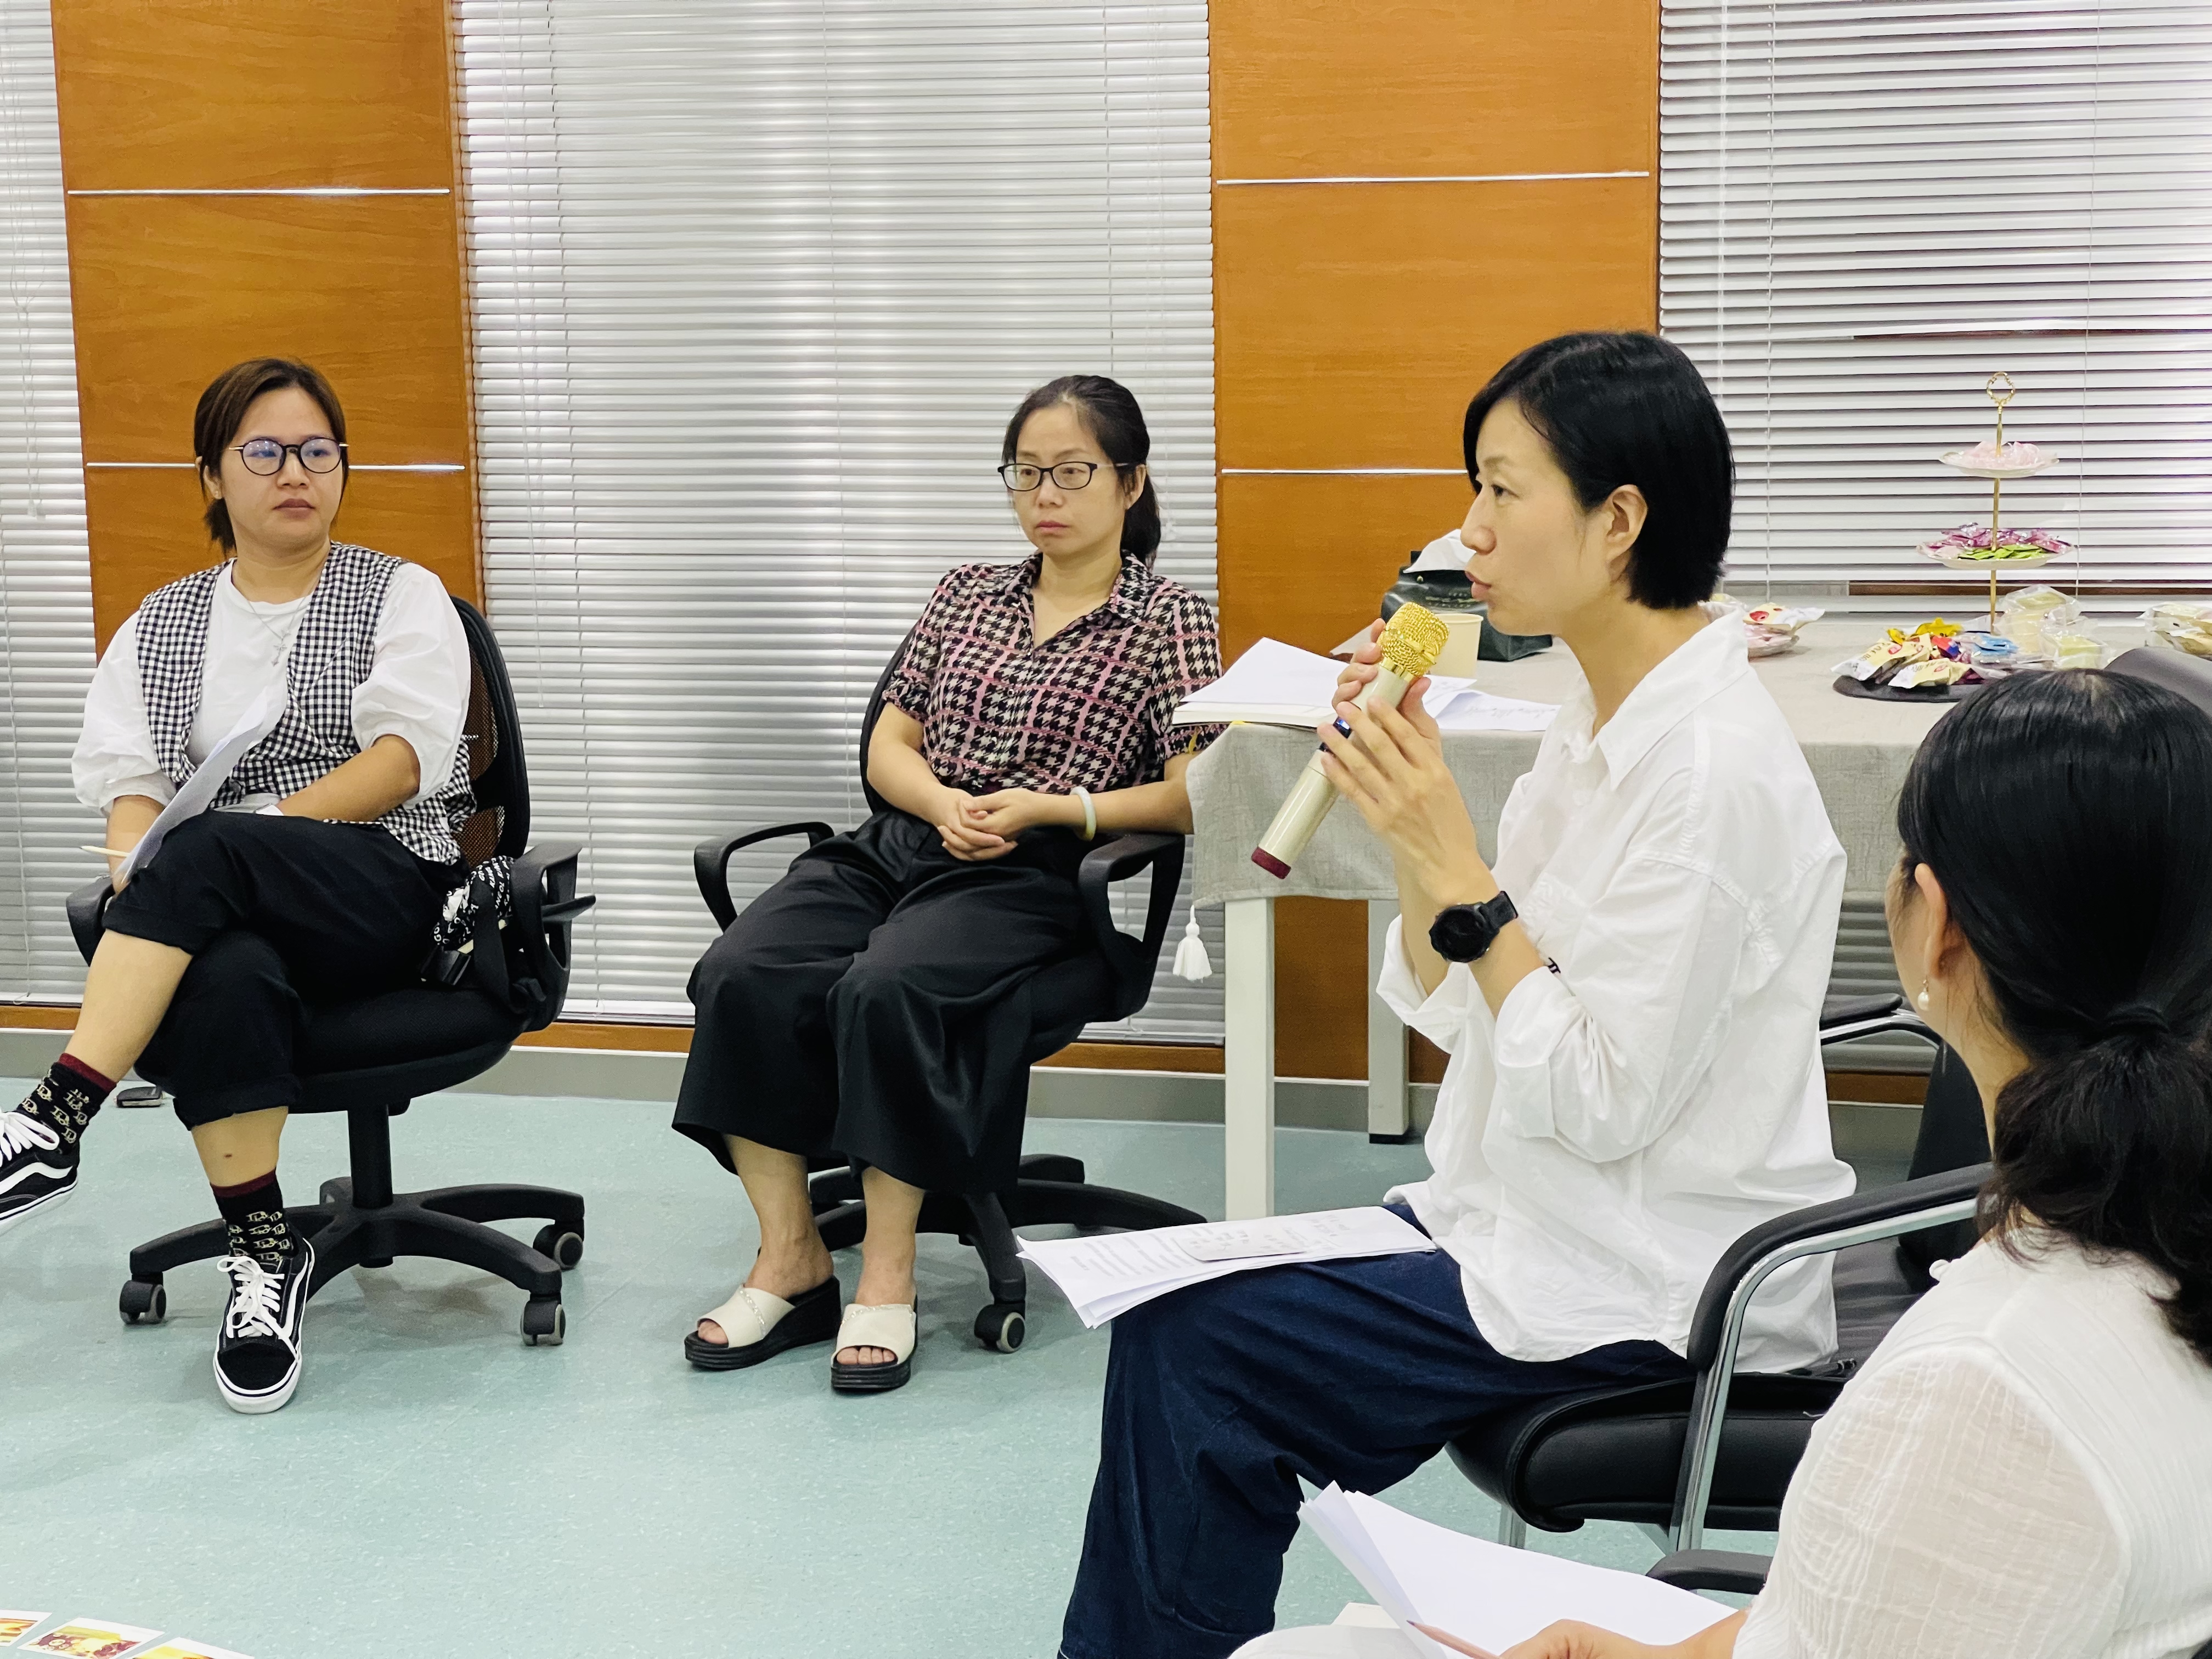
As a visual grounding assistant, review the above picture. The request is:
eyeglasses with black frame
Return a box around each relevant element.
[233,438,346,476]
[997,460,1120,492]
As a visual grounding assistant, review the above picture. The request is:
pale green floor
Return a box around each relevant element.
[0,1083,1786,1659]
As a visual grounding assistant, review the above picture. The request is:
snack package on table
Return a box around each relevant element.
[1706,594,1825,658]
[1999,585,2080,657]
[1832,618,1971,687]
[2142,601,2212,659]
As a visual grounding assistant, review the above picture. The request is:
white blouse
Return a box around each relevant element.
[1379,615,1855,1370]
[1737,1237,2212,1659]
[74,561,469,816]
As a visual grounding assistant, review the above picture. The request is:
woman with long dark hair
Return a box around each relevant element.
[1060,332,1858,1657]
[672,374,1222,1392]
[1395,668,2212,1659]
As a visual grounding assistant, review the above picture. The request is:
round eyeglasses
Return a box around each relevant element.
[234,437,346,476]
[998,461,1118,492]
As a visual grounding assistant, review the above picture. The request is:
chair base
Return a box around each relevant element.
[120,1172,585,1346]
[806,1152,1203,1351]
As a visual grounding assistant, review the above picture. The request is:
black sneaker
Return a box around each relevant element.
[0,1108,77,1238]
[213,1235,314,1414]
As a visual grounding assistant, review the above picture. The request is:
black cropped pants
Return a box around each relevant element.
[673,809,1092,1196]
[103,812,459,1129]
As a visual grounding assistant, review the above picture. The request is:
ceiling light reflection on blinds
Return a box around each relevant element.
[1660,1,2212,596]
[454,0,1223,1037]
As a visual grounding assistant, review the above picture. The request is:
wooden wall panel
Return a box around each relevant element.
[49,1,455,192]
[86,469,478,650]
[1216,471,1474,662]
[1213,0,1656,181]
[1215,178,1658,471]
[63,195,470,465]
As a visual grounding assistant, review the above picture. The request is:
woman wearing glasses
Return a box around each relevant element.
[0,358,473,1415]
[674,374,1222,1393]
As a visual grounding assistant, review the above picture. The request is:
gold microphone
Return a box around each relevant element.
[1251,602,1451,879]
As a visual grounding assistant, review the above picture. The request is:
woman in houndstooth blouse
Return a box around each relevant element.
[0,358,473,1416]
[674,375,1226,1392]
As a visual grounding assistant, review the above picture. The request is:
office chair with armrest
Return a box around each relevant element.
[1447,994,1991,1555]
[70,598,597,1347]
[692,629,1205,1353]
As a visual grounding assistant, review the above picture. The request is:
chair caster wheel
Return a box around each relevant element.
[119,1278,167,1326]
[318,1178,351,1206]
[974,1302,1025,1353]
[521,1297,566,1346]
[532,1224,584,1269]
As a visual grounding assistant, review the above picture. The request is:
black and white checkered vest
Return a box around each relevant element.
[135,542,473,868]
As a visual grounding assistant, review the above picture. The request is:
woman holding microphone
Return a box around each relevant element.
[1059,332,1855,1659]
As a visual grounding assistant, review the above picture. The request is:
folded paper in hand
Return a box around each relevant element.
[1172,639,1555,735]
[1018,1206,1435,1328]
[116,681,288,884]
[1301,1485,1733,1659]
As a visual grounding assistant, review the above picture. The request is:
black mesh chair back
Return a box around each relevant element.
[452,597,531,867]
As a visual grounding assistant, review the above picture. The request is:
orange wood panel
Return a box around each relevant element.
[516,1022,695,1054]
[1214,177,1657,471]
[49,1,456,192]
[0,1007,77,1030]
[1212,0,1656,182]
[64,194,471,467]
[1216,471,1476,663]
[85,467,478,650]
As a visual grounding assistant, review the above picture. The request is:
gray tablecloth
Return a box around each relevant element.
[1189,619,1949,906]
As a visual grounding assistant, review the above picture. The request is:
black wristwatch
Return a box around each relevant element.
[1429,893,1518,963]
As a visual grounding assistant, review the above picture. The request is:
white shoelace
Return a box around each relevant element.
[217,1254,287,1339]
[0,1110,61,1160]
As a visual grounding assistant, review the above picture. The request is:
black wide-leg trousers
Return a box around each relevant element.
[673,809,1091,1196]
[103,812,458,1128]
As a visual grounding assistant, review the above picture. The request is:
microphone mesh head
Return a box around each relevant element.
[1378,602,1450,680]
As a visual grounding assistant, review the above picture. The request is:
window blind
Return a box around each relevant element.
[454,1,1221,1035]
[0,0,99,1002]
[1661,2,2212,600]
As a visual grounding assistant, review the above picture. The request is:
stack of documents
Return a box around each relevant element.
[1018,1206,1437,1328]
[1301,1486,1733,1658]
[1172,639,1555,735]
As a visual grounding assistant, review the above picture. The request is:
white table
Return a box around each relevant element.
[1186,620,1952,1218]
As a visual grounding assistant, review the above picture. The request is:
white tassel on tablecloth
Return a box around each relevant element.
[1172,911,1212,981]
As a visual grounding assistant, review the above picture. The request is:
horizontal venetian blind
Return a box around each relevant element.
[454,0,1221,1036]
[1661,2,2212,596]
[0,0,99,1002]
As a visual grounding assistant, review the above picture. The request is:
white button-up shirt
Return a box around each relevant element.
[74,561,469,816]
[1381,614,1854,1370]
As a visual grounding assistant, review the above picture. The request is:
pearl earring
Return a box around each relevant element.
[1916,983,1933,1011]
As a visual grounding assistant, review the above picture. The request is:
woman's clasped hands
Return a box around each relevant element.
[933,785,1074,860]
[1318,620,1487,896]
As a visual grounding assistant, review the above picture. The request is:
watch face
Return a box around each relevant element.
[1431,907,1490,962]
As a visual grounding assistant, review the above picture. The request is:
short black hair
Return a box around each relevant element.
[193,357,349,550]
[1462,332,1733,610]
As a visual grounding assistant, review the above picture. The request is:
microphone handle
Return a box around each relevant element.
[1251,663,1416,879]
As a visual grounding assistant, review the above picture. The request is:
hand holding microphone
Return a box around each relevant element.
[1252,602,1449,879]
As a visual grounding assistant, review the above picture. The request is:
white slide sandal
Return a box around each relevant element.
[829,1302,917,1393]
[684,1275,841,1372]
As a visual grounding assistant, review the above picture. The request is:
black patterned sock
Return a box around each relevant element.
[213,1171,294,1269]
[17,1054,116,1148]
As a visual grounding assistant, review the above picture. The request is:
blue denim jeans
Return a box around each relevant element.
[1058,1207,1687,1659]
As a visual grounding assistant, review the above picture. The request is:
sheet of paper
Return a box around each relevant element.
[138,1642,253,1659]
[1427,687,1559,734]
[1020,1207,1437,1326]
[1301,1487,1733,1657]
[1172,637,1344,727]
[0,1612,51,1644]
[116,680,287,883]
